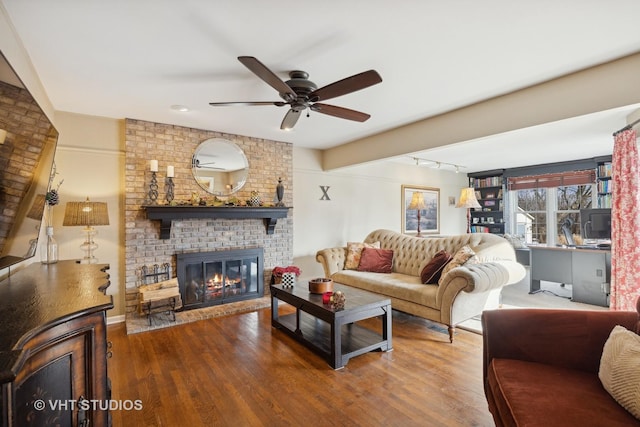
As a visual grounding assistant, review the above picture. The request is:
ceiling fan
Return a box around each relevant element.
[209,56,382,130]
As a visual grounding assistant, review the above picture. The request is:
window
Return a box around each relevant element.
[508,170,595,245]
[556,185,592,245]
[515,188,546,244]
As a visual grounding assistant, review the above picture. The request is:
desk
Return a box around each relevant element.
[528,245,610,307]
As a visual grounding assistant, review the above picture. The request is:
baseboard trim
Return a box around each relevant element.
[107,314,126,325]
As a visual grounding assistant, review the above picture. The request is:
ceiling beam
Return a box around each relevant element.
[322,51,640,170]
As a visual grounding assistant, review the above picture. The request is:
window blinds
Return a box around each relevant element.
[507,170,595,190]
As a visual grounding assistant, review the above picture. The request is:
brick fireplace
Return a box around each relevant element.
[123,118,293,319]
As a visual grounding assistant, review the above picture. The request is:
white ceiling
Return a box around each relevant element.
[3,0,640,172]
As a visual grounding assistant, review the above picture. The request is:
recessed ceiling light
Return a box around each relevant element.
[170,105,190,112]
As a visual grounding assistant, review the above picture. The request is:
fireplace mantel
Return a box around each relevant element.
[144,205,291,239]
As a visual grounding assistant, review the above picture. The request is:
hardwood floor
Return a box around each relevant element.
[108,306,493,426]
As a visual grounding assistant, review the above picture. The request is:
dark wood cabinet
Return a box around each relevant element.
[0,261,113,426]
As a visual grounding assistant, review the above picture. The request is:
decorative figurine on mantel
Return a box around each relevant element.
[248,190,262,206]
[275,177,285,207]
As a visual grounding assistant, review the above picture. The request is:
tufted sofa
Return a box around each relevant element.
[316,229,526,342]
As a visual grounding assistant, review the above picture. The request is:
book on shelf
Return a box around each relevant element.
[598,194,612,208]
[597,163,612,178]
[471,176,503,188]
[597,180,612,193]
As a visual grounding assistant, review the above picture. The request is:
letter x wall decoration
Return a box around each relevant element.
[319,186,331,201]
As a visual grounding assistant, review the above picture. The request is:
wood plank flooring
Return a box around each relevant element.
[107,306,493,426]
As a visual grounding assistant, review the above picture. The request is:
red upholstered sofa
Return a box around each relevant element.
[482,304,640,426]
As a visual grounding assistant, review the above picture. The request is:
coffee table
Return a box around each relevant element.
[270,282,392,369]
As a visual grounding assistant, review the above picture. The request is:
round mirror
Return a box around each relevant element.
[191,138,249,196]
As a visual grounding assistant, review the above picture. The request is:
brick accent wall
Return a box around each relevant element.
[124,119,293,313]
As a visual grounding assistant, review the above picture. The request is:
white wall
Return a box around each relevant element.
[53,112,125,316]
[292,147,469,278]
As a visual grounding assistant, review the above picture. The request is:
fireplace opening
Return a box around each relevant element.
[177,248,264,310]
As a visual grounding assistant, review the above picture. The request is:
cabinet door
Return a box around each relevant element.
[13,333,86,426]
[531,249,572,283]
[11,313,109,427]
[571,251,610,307]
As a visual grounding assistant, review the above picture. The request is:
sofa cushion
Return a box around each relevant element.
[357,248,394,273]
[331,270,438,309]
[438,245,478,285]
[345,241,380,270]
[420,250,452,284]
[488,358,640,426]
[599,325,640,420]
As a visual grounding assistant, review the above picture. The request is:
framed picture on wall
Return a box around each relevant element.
[401,185,440,235]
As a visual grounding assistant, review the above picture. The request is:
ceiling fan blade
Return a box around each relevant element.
[209,101,286,107]
[309,70,382,102]
[238,56,297,102]
[280,109,302,130]
[310,103,371,122]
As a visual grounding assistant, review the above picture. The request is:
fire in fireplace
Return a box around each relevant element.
[177,248,264,310]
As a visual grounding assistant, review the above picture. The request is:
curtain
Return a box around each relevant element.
[610,128,640,310]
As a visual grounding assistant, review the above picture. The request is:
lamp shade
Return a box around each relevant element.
[455,188,481,209]
[408,192,427,210]
[63,197,110,226]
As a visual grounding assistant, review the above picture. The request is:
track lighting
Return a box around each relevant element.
[412,157,466,173]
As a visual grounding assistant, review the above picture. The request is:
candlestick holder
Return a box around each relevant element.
[165,177,174,203]
[148,171,159,204]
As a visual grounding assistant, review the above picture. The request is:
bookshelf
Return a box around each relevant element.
[468,172,504,234]
[596,160,612,208]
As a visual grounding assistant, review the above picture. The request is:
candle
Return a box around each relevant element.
[149,159,158,172]
[322,291,333,304]
[167,165,174,178]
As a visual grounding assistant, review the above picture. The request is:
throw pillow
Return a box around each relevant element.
[599,325,640,420]
[420,250,453,284]
[438,245,478,285]
[345,241,380,269]
[357,248,394,273]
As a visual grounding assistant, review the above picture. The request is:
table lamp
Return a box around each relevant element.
[63,197,110,263]
[455,188,481,233]
[408,192,427,237]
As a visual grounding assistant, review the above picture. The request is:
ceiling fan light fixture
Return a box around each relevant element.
[210,56,382,130]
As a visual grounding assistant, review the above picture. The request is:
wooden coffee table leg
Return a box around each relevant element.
[331,320,343,369]
[383,304,393,351]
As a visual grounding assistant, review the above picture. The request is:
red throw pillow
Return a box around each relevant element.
[420,250,453,284]
[357,248,394,273]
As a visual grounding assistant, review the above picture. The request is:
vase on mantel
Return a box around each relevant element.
[275,177,285,207]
